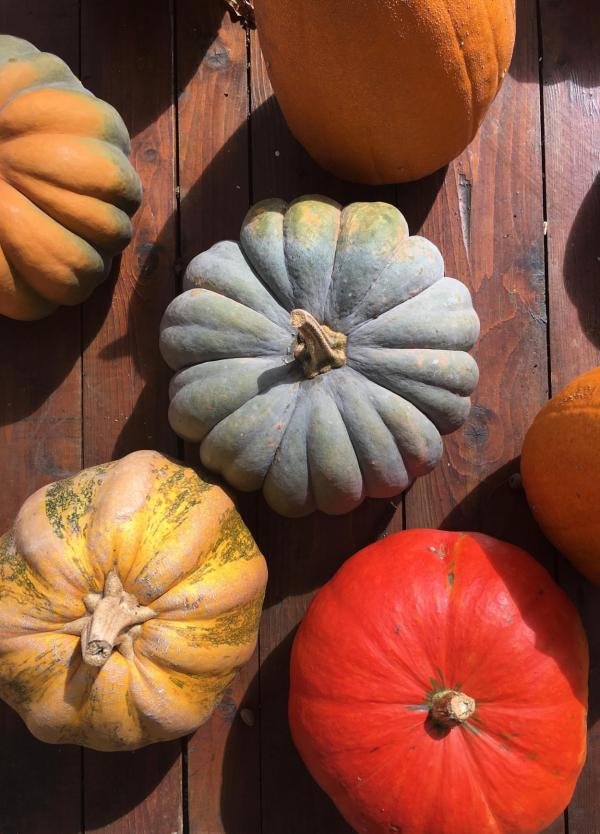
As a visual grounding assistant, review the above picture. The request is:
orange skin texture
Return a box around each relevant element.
[522,366,600,585]
[0,451,267,751]
[254,0,515,184]
[289,530,588,834]
[0,36,141,320]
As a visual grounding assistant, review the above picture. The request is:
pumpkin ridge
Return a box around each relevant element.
[3,171,132,253]
[346,360,471,433]
[211,374,301,490]
[284,195,341,319]
[329,372,395,493]
[340,236,437,332]
[324,202,410,328]
[0,181,108,304]
[449,731,505,834]
[0,79,85,112]
[0,132,142,210]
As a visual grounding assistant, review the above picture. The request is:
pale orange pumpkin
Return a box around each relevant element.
[0,35,141,320]
[254,0,515,183]
[0,451,267,751]
[522,366,600,585]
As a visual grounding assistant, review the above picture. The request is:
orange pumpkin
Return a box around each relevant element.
[0,35,141,320]
[0,451,267,751]
[290,530,588,834]
[522,366,600,585]
[254,0,515,184]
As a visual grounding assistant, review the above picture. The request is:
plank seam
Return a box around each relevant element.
[247,24,264,834]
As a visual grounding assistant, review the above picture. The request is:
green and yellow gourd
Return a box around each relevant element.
[0,35,141,320]
[0,451,267,751]
[160,195,480,517]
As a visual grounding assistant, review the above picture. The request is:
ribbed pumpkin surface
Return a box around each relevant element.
[0,451,267,751]
[0,35,141,320]
[160,196,479,517]
[254,0,515,183]
[290,530,588,834]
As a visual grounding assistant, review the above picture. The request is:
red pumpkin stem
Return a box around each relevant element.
[290,309,347,379]
[62,570,155,668]
[430,689,476,728]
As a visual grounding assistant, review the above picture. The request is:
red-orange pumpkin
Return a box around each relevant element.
[289,530,588,834]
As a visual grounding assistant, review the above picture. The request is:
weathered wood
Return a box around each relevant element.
[175,3,262,832]
[79,1,181,832]
[0,3,83,833]
[540,2,600,832]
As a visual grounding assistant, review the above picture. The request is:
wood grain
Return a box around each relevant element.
[540,2,600,832]
[0,3,83,833]
[174,3,261,832]
[79,2,181,832]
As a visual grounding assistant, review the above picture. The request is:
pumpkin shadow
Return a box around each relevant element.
[0,703,181,834]
[82,740,182,830]
[234,493,396,607]
[220,628,354,834]
[0,259,119,432]
[563,174,600,350]
[508,0,600,86]
[80,0,231,140]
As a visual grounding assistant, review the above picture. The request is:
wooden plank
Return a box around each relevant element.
[249,31,397,834]
[540,2,600,832]
[0,3,83,833]
[79,2,181,832]
[174,3,261,832]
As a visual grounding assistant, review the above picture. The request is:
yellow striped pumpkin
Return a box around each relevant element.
[0,451,267,751]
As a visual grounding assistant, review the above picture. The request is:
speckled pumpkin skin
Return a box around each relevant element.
[522,367,600,585]
[0,35,142,320]
[254,0,515,184]
[0,451,267,751]
[160,196,480,517]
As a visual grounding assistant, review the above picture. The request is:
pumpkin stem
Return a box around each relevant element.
[430,689,476,728]
[290,309,347,378]
[67,570,155,668]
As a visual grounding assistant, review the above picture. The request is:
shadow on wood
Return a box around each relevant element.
[83,741,182,830]
[0,261,119,428]
[236,493,396,608]
[509,0,600,85]
[563,174,600,350]
[220,628,353,834]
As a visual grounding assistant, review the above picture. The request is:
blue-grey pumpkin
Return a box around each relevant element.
[160,196,479,517]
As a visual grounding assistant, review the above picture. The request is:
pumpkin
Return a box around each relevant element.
[289,530,588,834]
[0,35,142,321]
[0,450,267,751]
[254,0,515,184]
[522,366,600,585]
[159,196,480,517]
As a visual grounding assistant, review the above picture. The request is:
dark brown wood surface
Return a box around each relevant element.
[0,1,597,832]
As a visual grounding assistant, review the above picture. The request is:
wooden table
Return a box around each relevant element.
[0,1,598,832]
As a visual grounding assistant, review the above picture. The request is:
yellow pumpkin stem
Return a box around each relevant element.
[63,570,155,668]
[290,309,347,379]
[430,689,476,728]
